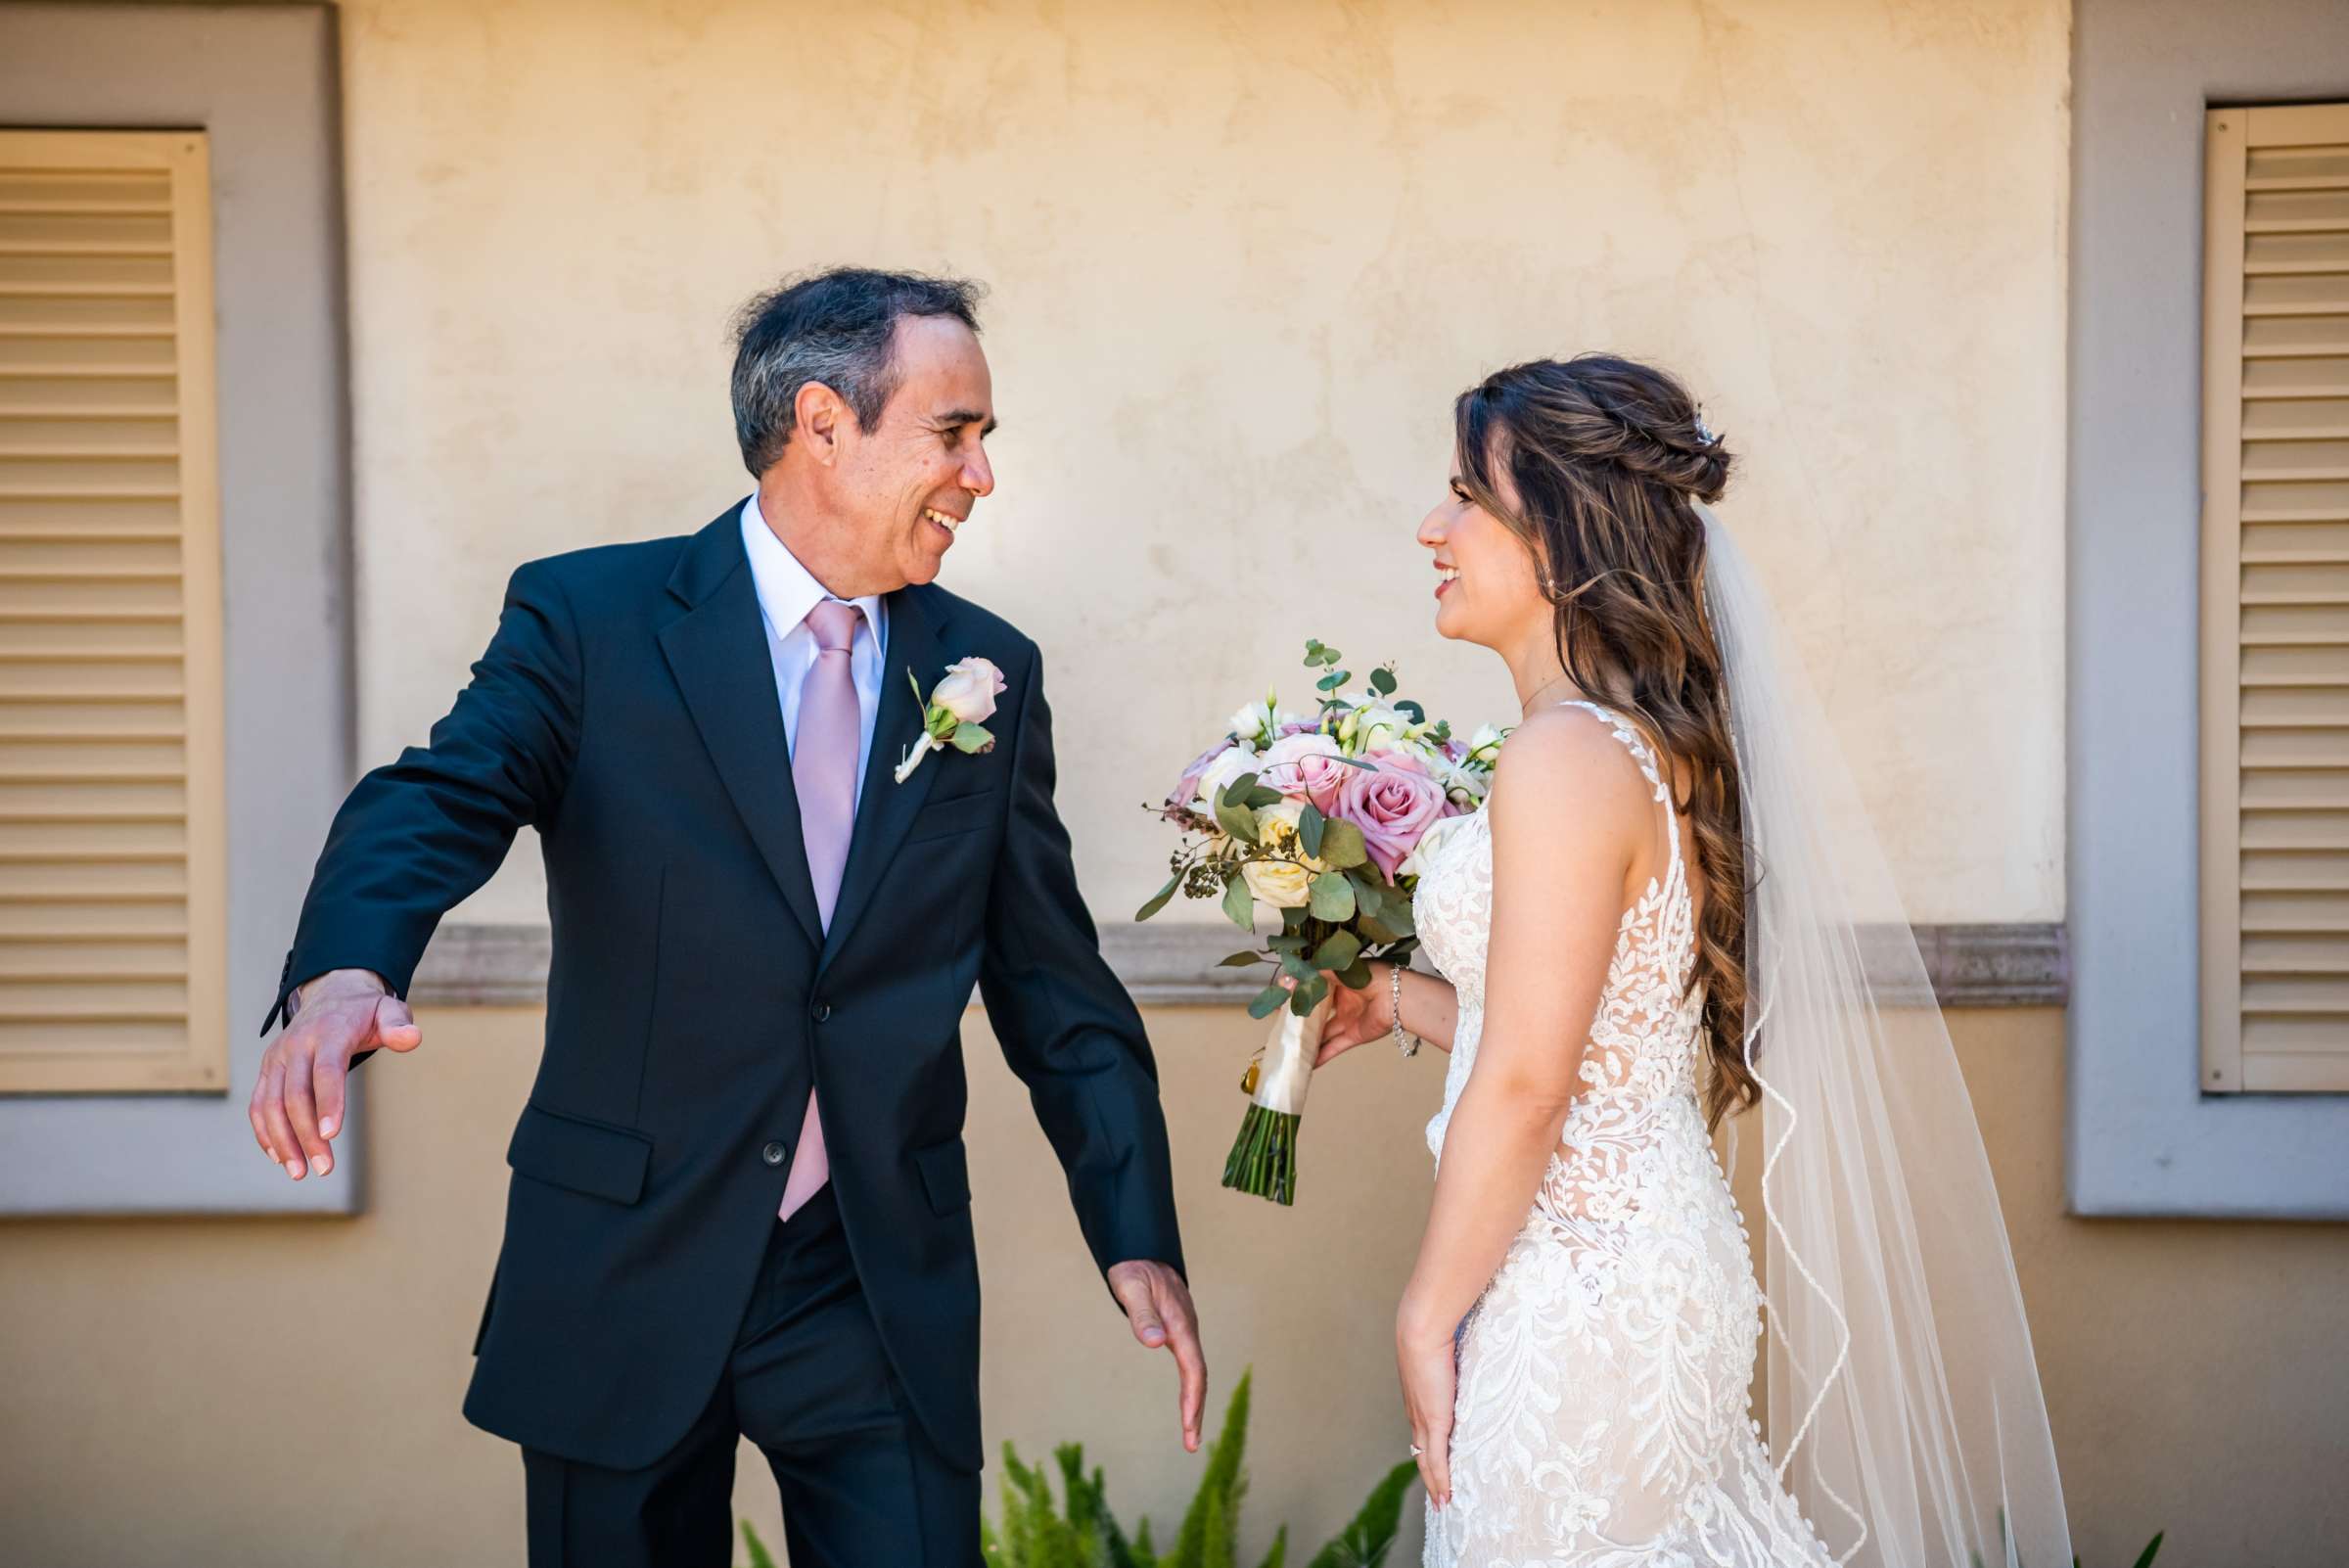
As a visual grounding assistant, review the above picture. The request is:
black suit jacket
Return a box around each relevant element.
[264,504,1185,1473]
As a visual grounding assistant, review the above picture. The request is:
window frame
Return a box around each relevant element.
[2068,0,2349,1219]
[0,2,355,1215]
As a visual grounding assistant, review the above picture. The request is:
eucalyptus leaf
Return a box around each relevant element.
[1316,819,1368,870]
[1267,934,1308,957]
[1280,905,1308,933]
[1348,872,1385,920]
[1309,871,1357,922]
[1298,803,1326,859]
[1135,872,1181,923]
[1247,983,1288,1020]
[1218,950,1265,968]
[1337,957,1375,991]
[1396,699,1426,723]
[1214,795,1259,844]
[951,721,992,754]
[1280,951,1316,984]
[1289,972,1328,1016]
[1221,875,1256,931]
[1356,914,1398,945]
[1369,667,1397,696]
[1244,786,1283,809]
[1311,929,1361,974]
[1315,671,1344,692]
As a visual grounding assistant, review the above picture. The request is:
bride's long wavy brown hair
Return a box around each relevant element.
[1453,353,1758,1130]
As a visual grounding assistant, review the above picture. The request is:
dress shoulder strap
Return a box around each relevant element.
[1555,700,1681,873]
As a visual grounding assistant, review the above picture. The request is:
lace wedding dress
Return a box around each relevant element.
[1416,701,1833,1568]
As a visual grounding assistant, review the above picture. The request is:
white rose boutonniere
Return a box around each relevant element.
[896,656,1008,783]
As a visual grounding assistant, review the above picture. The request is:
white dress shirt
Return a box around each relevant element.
[739,494,889,813]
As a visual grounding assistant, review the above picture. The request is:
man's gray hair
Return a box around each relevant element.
[728,267,984,477]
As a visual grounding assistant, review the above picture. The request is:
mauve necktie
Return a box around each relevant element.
[778,598,862,1222]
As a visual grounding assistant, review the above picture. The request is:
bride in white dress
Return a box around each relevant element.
[1312,355,2070,1567]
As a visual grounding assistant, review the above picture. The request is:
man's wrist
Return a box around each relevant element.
[287,967,390,1021]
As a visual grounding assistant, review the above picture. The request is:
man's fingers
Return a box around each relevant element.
[311,1046,349,1145]
[374,994,423,1053]
[257,1060,302,1179]
[283,1053,331,1177]
[1166,1303,1208,1453]
[248,1066,276,1160]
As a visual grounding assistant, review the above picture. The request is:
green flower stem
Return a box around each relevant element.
[1221,1104,1302,1206]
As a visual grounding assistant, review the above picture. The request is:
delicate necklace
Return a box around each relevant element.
[1519,669,1577,716]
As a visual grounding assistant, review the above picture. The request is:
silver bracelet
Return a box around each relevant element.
[1391,962,1420,1058]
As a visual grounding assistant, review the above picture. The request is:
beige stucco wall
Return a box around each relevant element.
[5,1005,2346,1566]
[31,4,2339,1566]
[338,0,2069,927]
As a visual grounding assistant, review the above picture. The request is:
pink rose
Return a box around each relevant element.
[933,657,1006,722]
[1255,731,1350,815]
[1334,750,1448,882]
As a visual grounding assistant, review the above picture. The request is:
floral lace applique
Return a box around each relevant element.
[1417,702,1833,1568]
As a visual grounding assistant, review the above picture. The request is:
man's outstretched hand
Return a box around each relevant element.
[249,967,421,1179]
[1107,1259,1208,1453]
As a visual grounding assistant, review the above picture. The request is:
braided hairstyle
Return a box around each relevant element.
[1452,353,1757,1130]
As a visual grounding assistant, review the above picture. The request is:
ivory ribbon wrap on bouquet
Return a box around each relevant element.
[1251,993,1328,1116]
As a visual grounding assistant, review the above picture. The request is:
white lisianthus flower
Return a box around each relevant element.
[1397,810,1479,879]
[1465,722,1508,766]
[1228,687,1284,747]
[1242,857,1313,908]
[1193,743,1259,817]
[1435,757,1491,807]
[1349,704,1416,754]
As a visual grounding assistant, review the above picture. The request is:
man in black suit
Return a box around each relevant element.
[248,268,1204,1567]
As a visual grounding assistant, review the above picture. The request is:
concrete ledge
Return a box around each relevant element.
[411,919,2068,1009]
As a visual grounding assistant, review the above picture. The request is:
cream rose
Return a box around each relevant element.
[1241,856,1313,908]
[933,657,1007,722]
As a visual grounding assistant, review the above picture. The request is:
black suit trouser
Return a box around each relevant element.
[522,1186,982,1567]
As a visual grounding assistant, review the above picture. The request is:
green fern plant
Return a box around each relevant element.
[979,1368,1418,1568]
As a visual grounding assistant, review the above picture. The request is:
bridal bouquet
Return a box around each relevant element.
[1136,640,1503,1204]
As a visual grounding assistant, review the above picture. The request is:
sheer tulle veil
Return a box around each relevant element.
[1695,501,2070,1568]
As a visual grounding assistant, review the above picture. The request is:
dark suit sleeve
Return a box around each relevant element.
[260,559,584,1037]
[977,644,1186,1288]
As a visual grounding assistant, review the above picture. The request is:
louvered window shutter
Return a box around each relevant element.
[2201,104,2349,1093]
[0,132,227,1093]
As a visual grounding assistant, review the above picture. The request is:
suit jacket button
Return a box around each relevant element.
[811,1001,832,1023]
[761,1141,787,1167]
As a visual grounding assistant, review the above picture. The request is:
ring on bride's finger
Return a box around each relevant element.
[1408,1443,1424,1457]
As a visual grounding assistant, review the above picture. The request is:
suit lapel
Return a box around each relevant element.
[658,514,826,950]
[819,582,950,970]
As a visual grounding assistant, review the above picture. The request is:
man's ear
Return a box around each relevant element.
[793,380,847,464]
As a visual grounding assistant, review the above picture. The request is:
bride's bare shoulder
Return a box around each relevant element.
[1484,704,1654,859]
